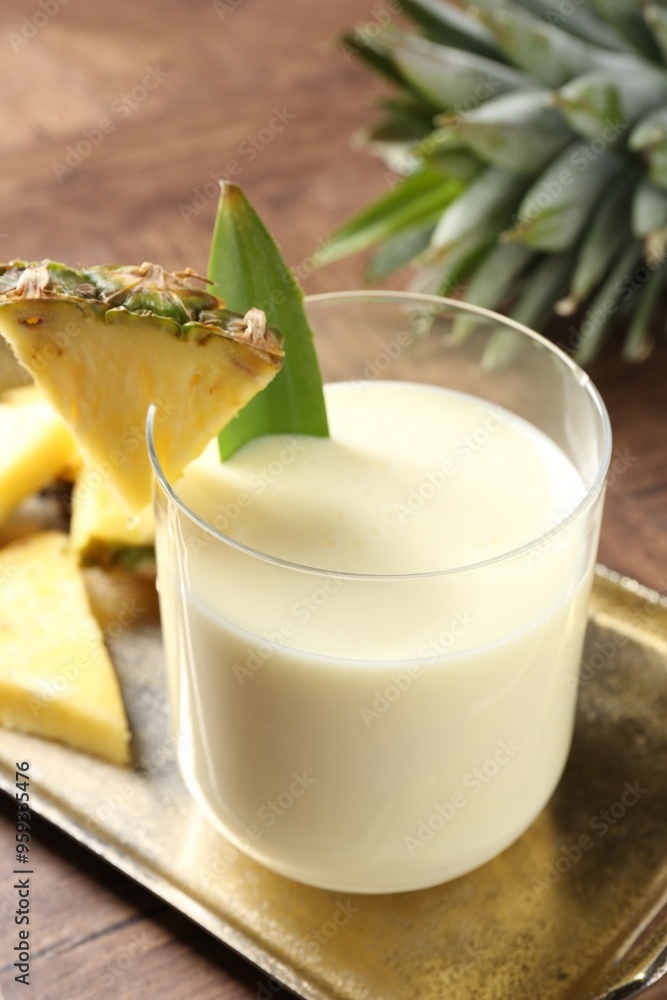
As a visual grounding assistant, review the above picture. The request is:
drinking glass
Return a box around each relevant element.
[147,291,611,893]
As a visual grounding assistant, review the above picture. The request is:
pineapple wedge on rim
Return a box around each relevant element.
[0,260,284,513]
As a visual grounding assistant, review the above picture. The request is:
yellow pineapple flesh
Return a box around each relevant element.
[0,261,284,513]
[0,384,79,523]
[0,531,130,765]
[71,464,155,573]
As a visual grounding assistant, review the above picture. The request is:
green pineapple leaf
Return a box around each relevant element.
[208,182,328,460]
[623,254,667,360]
[588,0,662,60]
[437,89,575,173]
[386,29,530,108]
[365,222,436,282]
[325,164,463,264]
[332,0,667,362]
[398,0,501,58]
[645,5,667,65]
[557,172,636,314]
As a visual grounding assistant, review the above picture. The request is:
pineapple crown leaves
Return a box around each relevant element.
[333,0,667,363]
[0,259,283,357]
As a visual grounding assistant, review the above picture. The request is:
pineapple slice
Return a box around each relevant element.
[71,464,155,574]
[0,531,130,764]
[0,260,283,513]
[0,336,30,394]
[0,384,79,523]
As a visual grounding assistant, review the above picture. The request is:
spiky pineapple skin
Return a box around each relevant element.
[0,261,283,512]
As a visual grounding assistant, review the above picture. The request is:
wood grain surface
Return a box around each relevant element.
[0,0,665,997]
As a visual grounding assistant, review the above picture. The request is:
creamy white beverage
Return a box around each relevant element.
[155,380,599,892]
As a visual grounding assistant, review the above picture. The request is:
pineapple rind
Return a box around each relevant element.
[0,260,286,346]
[0,531,130,765]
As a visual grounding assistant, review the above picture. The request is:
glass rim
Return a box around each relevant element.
[147,289,612,582]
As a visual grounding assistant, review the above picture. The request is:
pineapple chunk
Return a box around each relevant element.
[0,385,79,522]
[0,531,130,764]
[71,465,155,572]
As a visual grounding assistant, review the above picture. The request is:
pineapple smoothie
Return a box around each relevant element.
[155,379,599,893]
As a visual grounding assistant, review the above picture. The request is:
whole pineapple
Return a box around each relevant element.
[330,0,667,362]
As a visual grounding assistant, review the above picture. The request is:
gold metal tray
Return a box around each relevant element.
[1,566,666,1000]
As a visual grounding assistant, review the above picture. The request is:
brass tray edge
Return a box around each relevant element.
[0,769,330,1000]
[581,566,667,1000]
[593,564,667,616]
[1,563,666,1000]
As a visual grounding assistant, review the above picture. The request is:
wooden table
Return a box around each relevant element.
[0,0,665,996]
